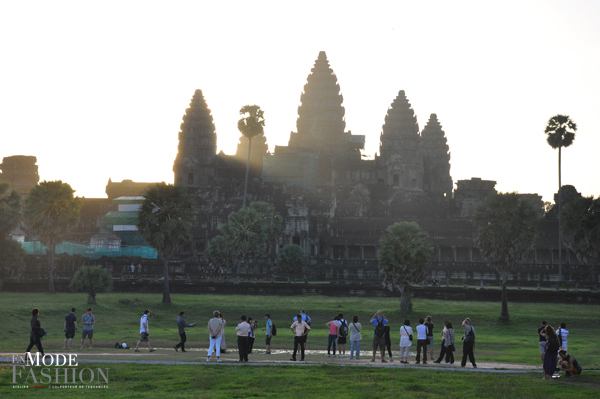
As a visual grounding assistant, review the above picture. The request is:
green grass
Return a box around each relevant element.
[1,363,598,398]
[0,292,599,369]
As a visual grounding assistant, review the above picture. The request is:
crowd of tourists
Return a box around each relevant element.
[24,307,582,377]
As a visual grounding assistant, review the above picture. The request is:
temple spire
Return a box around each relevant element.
[379,90,420,159]
[421,113,452,196]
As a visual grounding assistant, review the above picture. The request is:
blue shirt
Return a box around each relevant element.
[82,314,95,331]
[265,319,273,335]
[177,317,192,334]
[293,314,311,323]
[371,317,387,336]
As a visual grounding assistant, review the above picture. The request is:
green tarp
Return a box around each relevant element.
[103,211,139,226]
[21,241,157,259]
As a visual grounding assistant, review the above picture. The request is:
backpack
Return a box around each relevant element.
[557,329,563,346]
[374,319,385,338]
[271,322,277,336]
[339,320,348,337]
[464,327,475,343]
[547,336,560,353]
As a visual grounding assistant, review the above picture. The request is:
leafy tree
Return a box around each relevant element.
[277,244,309,275]
[545,114,577,281]
[561,196,600,282]
[207,201,282,274]
[379,221,434,311]
[137,183,197,303]
[0,182,23,236]
[204,234,235,270]
[23,181,82,293]
[69,265,113,304]
[0,238,26,279]
[473,192,539,322]
[238,105,265,208]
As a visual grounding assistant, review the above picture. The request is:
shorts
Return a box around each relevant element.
[140,332,149,342]
[539,342,546,354]
[266,336,272,345]
[372,336,386,351]
[82,330,93,339]
[560,343,568,352]
[338,336,347,345]
[65,330,75,339]
[428,336,434,349]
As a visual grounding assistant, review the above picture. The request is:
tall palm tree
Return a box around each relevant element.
[545,114,577,281]
[473,192,539,322]
[23,181,82,292]
[137,183,197,303]
[237,105,265,208]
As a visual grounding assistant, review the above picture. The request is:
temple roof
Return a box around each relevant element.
[379,90,420,158]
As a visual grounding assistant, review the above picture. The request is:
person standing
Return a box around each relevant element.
[236,316,250,362]
[384,324,394,362]
[399,319,413,364]
[542,325,559,380]
[538,320,547,364]
[137,263,142,274]
[337,313,348,358]
[557,322,569,352]
[80,307,95,349]
[370,310,388,363]
[25,308,45,357]
[207,310,223,362]
[290,314,311,361]
[349,315,362,360]
[262,314,273,354]
[326,315,341,357]
[247,317,256,355]
[415,318,429,364]
[293,310,312,354]
[425,316,435,360]
[174,311,195,352]
[460,318,477,368]
[443,322,455,364]
[135,309,156,352]
[434,321,449,363]
[63,307,78,349]
[219,312,227,354]
[130,263,135,273]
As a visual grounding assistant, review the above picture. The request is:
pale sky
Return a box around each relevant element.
[1,1,598,202]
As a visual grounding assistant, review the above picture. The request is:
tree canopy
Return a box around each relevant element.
[473,192,539,322]
[238,104,266,208]
[561,196,600,266]
[0,182,22,236]
[545,114,577,150]
[277,244,309,275]
[69,265,113,304]
[379,221,434,311]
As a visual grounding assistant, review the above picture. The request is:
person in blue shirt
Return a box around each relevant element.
[370,310,388,363]
[174,311,195,352]
[262,314,273,354]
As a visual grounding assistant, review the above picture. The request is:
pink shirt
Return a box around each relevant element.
[329,320,341,335]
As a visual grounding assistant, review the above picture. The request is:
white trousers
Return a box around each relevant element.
[399,346,410,358]
[208,336,222,357]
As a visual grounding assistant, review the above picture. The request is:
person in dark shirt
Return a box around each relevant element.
[174,311,195,352]
[26,308,45,357]
[538,320,547,364]
[425,316,435,360]
[63,307,79,349]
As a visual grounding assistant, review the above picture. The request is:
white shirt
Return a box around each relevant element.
[400,325,413,347]
[557,328,569,343]
[416,324,429,340]
[349,322,362,341]
[140,314,148,334]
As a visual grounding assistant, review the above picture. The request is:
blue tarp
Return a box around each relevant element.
[21,241,157,259]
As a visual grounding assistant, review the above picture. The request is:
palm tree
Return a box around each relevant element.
[379,221,434,311]
[137,183,197,303]
[473,192,539,322]
[23,181,82,293]
[545,114,577,281]
[237,105,265,208]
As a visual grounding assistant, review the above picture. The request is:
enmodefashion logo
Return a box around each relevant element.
[10,353,108,389]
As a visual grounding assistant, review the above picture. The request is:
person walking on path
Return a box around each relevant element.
[337,314,348,358]
[174,311,195,352]
[538,320,547,364]
[399,319,413,364]
[25,308,45,357]
[219,312,227,353]
[290,314,311,361]
[207,310,223,362]
[434,321,449,363]
[349,315,362,360]
[559,350,582,377]
[415,318,429,364]
[460,318,477,368]
[542,325,559,380]
[557,322,569,352]
[135,309,156,352]
[425,316,435,360]
[80,307,95,349]
[63,307,78,349]
[326,315,341,357]
[236,316,250,362]
[443,322,455,364]
[370,310,388,363]
[262,314,273,354]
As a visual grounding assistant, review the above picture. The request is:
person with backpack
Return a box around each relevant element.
[262,313,274,354]
[415,318,429,364]
[399,318,413,364]
[460,318,477,368]
[349,315,362,360]
[326,315,341,357]
[556,322,569,352]
[369,310,388,363]
[337,313,348,358]
[425,316,435,360]
[542,325,560,380]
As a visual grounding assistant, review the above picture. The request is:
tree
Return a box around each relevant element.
[561,196,600,282]
[473,192,539,323]
[69,265,113,304]
[238,105,265,208]
[23,181,82,293]
[379,222,434,311]
[137,183,197,303]
[0,238,26,279]
[0,183,25,279]
[207,201,282,274]
[545,114,577,281]
[277,244,309,275]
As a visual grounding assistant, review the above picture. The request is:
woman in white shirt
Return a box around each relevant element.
[399,318,413,364]
[349,315,362,360]
[557,323,569,351]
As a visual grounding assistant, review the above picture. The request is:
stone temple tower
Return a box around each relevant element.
[421,114,453,197]
[378,90,423,191]
[173,89,217,187]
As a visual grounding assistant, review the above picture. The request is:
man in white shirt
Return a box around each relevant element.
[415,318,429,364]
[135,309,156,352]
[290,314,311,361]
[236,316,250,362]
[557,322,569,351]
